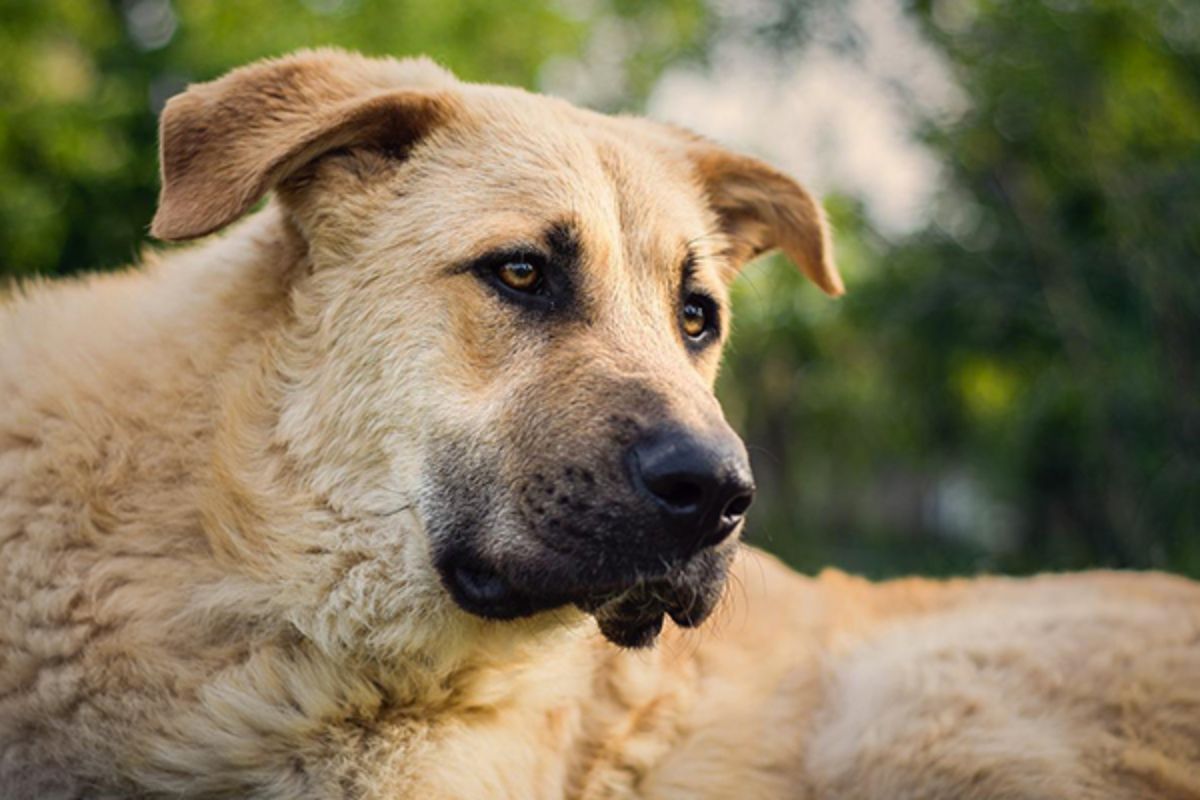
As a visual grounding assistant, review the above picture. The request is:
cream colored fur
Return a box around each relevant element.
[2,50,1199,798]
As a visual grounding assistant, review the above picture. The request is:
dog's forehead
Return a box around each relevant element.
[418,85,721,275]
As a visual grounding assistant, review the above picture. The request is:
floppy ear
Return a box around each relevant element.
[151,50,459,241]
[691,147,843,297]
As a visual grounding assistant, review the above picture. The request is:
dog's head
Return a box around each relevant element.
[155,50,841,650]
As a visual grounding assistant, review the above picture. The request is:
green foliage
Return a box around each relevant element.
[720,0,1200,577]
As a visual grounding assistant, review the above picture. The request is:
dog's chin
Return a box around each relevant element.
[437,547,732,649]
[579,582,708,649]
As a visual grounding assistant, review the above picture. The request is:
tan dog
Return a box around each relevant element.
[2,49,1198,799]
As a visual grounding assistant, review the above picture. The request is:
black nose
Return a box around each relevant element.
[628,427,755,550]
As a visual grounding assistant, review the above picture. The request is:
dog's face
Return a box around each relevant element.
[153,50,841,650]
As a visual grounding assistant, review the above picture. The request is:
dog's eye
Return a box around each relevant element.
[681,294,716,341]
[682,302,706,337]
[468,249,554,308]
[495,260,542,293]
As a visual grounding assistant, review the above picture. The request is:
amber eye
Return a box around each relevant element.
[681,298,708,339]
[495,260,542,293]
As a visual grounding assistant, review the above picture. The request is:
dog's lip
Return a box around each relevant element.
[437,548,722,648]
[441,554,646,622]
[452,563,511,606]
[441,557,571,620]
[438,542,681,617]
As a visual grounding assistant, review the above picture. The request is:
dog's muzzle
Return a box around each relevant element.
[431,425,753,647]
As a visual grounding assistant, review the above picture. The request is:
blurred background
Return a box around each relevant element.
[2,0,1197,578]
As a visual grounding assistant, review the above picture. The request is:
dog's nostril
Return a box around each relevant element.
[722,491,753,521]
[652,477,704,512]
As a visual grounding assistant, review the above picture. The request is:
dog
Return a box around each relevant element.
[2,49,1198,799]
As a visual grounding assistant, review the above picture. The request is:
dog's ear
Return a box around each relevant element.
[151,50,459,242]
[690,145,843,296]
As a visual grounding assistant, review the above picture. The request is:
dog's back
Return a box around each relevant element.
[631,564,1200,799]
[804,570,1200,799]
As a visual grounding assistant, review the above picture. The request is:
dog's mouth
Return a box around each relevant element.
[439,549,731,648]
